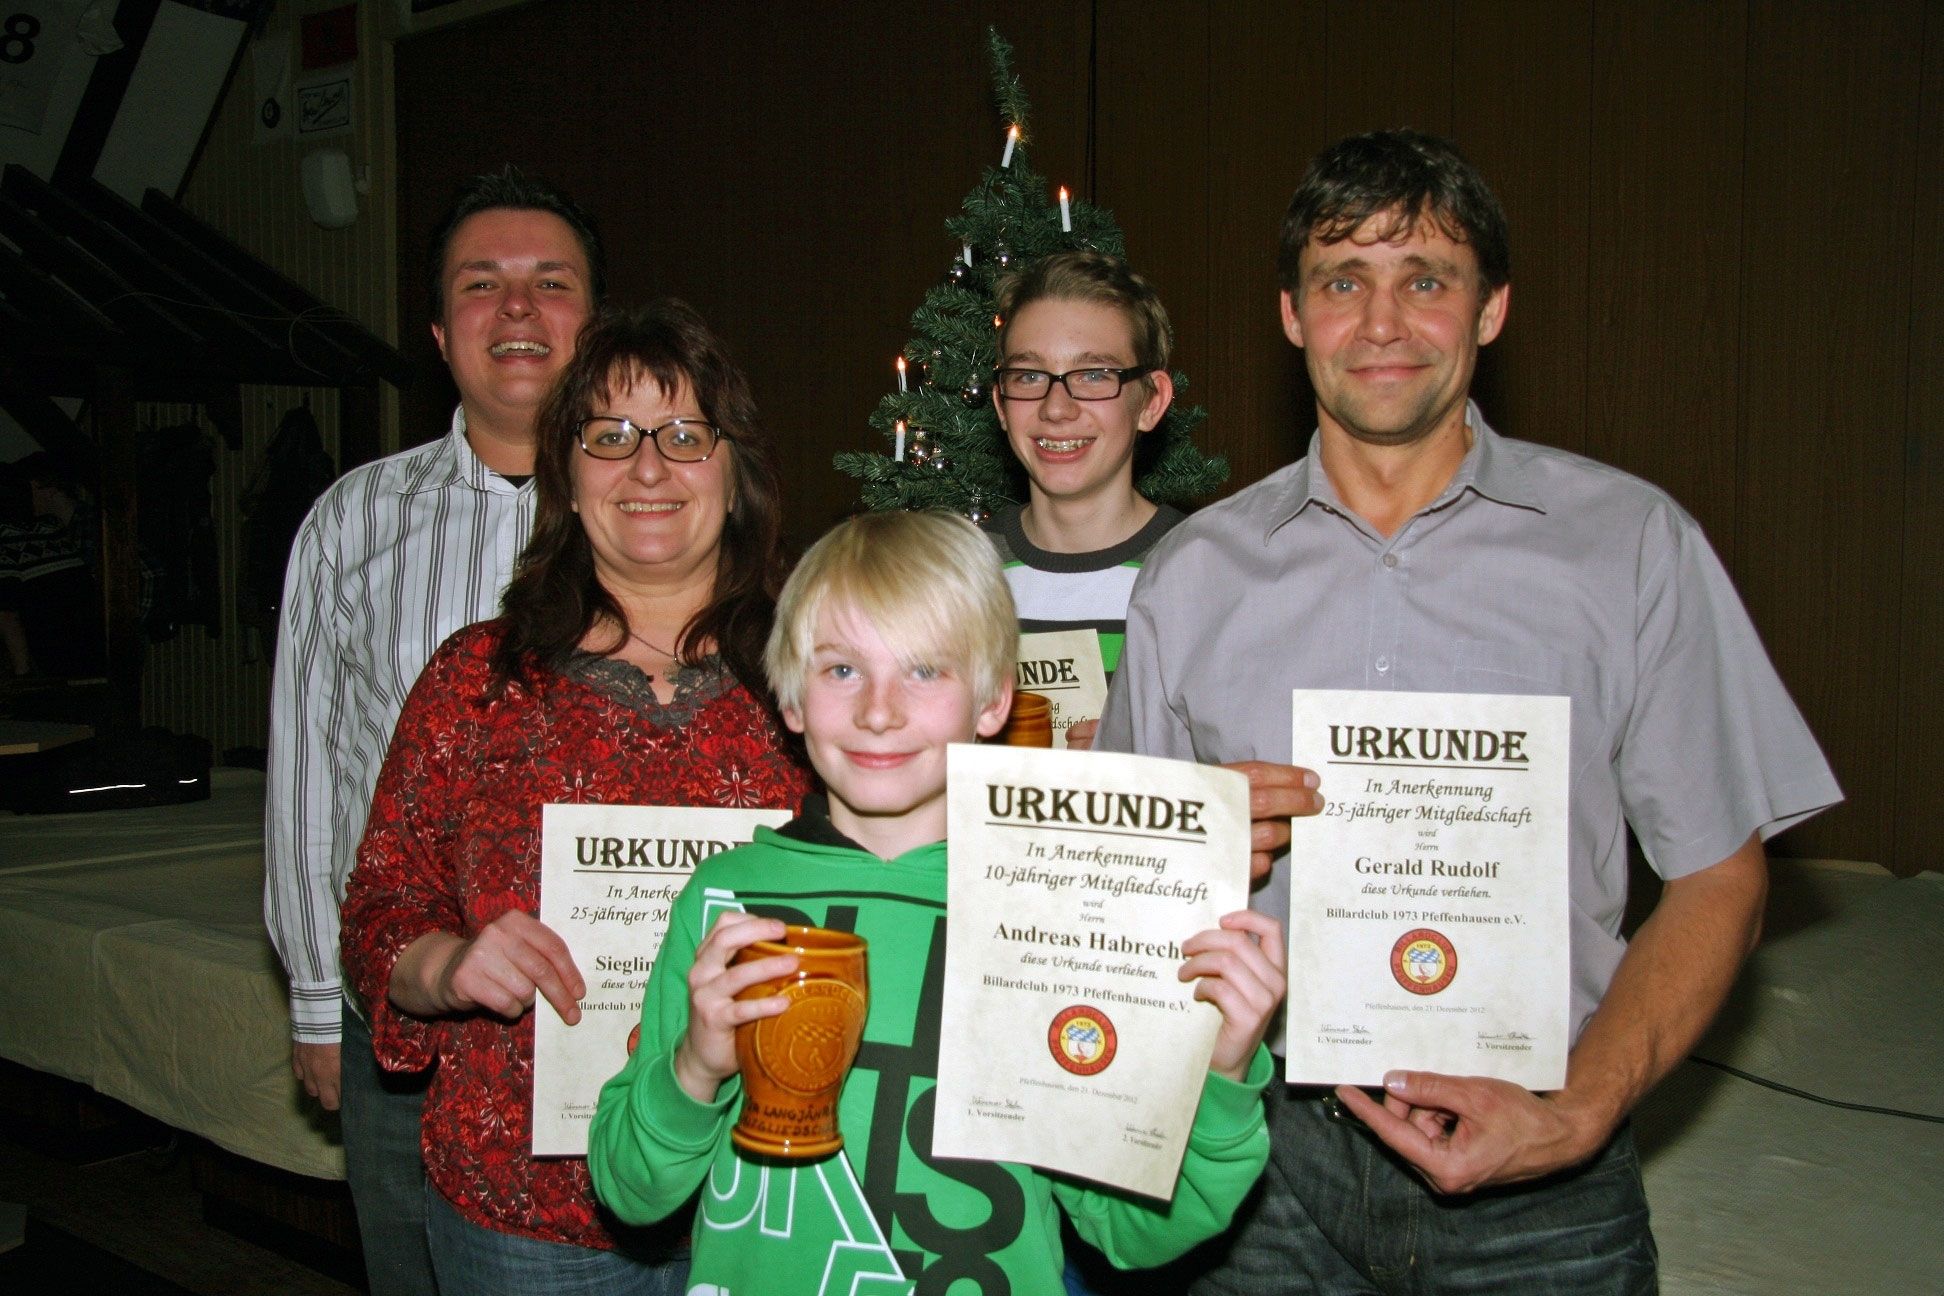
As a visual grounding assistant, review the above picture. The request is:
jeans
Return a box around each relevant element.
[425,1187,690,1296]
[340,1000,439,1296]
[1186,1086,1658,1295]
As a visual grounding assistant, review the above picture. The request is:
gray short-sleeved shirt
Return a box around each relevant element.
[1097,406,1841,1040]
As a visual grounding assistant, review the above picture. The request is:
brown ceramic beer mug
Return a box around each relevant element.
[995,690,1053,746]
[730,925,869,1159]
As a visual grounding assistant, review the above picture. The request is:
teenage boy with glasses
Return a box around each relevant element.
[988,250,1179,749]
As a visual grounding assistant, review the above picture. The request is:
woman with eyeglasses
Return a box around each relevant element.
[342,300,810,1295]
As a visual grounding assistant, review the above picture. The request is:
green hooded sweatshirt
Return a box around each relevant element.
[589,799,1271,1295]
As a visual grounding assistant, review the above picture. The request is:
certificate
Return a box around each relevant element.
[531,802,789,1156]
[933,743,1249,1198]
[1284,690,1569,1090]
[1014,629,1108,749]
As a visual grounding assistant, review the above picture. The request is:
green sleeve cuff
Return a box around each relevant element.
[637,1048,740,1152]
[1187,1045,1274,1149]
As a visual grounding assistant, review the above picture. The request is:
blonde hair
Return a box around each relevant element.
[766,511,1017,713]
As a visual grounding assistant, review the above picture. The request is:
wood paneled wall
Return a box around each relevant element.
[1907,4,1944,879]
[394,0,1094,541]
[213,0,1922,877]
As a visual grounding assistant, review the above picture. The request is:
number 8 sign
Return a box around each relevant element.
[0,3,76,133]
[2,12,41,65]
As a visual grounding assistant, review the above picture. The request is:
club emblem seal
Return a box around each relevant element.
[752,982,868,1093]
[1048,1005,1117,1076]
[1390,928,1458,995]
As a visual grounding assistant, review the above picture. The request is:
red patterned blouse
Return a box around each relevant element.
[341,621,810,1249]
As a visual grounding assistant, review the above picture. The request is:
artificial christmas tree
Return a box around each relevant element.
[835,28,1225,517]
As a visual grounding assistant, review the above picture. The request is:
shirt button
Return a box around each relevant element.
[1375,656,1391,673]
[1382,553,1399,569]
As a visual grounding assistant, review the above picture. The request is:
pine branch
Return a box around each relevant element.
[986,27,1032,138]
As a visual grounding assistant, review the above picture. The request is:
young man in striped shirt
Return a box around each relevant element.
[989,251,1179,749]
[264,167,603,1296]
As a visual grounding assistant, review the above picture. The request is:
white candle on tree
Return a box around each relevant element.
[894,419,906,461]
[1059,186,1071,232]
[896,356,908,393]
[1001,124,1019,168]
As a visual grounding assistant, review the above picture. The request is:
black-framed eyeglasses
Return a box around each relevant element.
[993,365,1154,401]
[576,417,725,463]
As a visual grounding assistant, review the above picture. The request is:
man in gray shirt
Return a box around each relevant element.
[1096,130,1840,1294]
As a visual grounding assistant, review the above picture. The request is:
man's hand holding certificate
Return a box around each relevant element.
[1285,690,1570,1090]
[934,744,1267,1199]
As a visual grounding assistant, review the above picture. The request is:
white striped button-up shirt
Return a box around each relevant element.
[264,408,535,1042]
